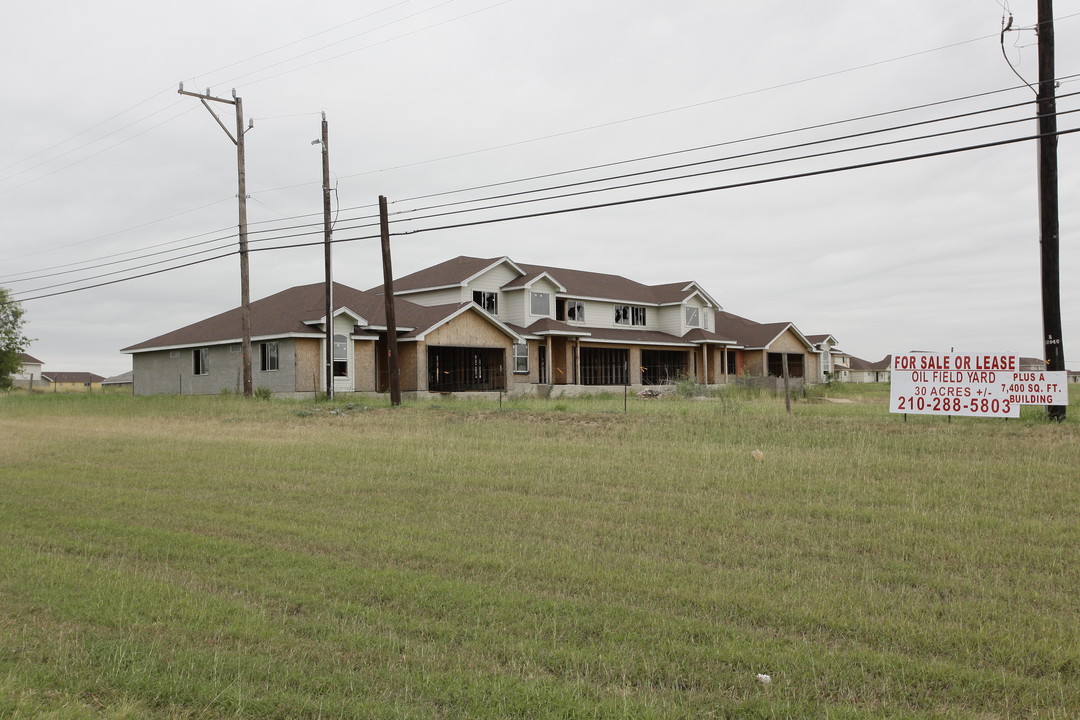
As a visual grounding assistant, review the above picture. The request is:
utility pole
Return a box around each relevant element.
[1036,0,1066,421]
[314,113,334,401]
[379,196,402,406]
[178,84,254,397]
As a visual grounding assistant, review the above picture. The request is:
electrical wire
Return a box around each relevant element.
[5,89,1075,289]
[0,198,236,270]
[387,78,1080,207]
[0,105,199,196]
[391,125,1080,239]
[233,0,517,90]
[187,0,414,82]
[10,122,1078,305]
[387,92,1070,220]
[214,0,460,88]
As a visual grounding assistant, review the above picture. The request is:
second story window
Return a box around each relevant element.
[531,292,550,316]
[566,300,585,322]
[473,290,498,315]
[685,307,700,327]
[615,305,647,326]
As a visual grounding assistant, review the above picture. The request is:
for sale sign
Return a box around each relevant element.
[890,353,1068,418]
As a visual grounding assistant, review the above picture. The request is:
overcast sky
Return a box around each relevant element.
[2,0,1077,377]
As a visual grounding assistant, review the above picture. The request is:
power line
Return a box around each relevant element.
[214,0,461,88]
[333,33,1026,185]
[0,86,177,177]
[232,0,517,90]
[0,105,199,196]
[11,124,1078,305]
[389,92,1069,221]
[0,1,418,191]
[389,78,1080,207]
[0,198,237,271]
[392,126,1080,238]
[6,90,1076,288]
[187,0,414,82]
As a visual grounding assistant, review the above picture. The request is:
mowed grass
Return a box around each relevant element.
[0,389,1077,719]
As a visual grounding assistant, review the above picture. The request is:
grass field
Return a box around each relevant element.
[1,386,1078,719]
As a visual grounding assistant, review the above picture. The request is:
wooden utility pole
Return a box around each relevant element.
[379,196,402,406]
[317,113,334,401]
[781,353,791,415]
[1036,0,1066,421]
[178,84,254,397]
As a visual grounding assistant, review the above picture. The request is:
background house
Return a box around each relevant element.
[830,356,892,383]
[11,353,45,389]
[41,372,105,392]
[101,371,134,392]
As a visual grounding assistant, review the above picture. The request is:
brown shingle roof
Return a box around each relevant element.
[713,311,796,349]
[376,256,504,294]
[42,372,105,384]
[847,355,892,371]
[374,256,717,306]
[18,352,43,364]
[123,282,447,352]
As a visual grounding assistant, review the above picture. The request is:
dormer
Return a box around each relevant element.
[500,270,565,326]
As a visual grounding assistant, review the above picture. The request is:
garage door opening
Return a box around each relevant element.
[580,348,628,385]
[640,349,689,385]
[428,347,505,392]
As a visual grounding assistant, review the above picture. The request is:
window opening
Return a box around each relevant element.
[428,347,506,391]
[193,347,209,376]
[333,334,348,377]
[641,349,689,385]
[513,343,529,373]
[472,290,498,314]
[685,307,700,327]
[530,292,550,316]
[615,305,646,326]
[767,352,804,378]
[580,348,628,385]
[260,341,279,372]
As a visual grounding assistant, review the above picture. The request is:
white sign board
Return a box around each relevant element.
[890,353,1068,418]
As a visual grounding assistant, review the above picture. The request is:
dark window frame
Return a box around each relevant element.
[615,305,647,326]
[260,341,279,372]
[193,347,209,376]
[473,290,498,315]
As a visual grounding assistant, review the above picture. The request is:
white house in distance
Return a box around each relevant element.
[11,353,44,389]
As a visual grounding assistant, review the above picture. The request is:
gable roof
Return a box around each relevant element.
[374,255,721,307]
[101,371,134,385]
[379,256,511,295]
[847,355,892,372]
[123,282,522,354]
[123,282,381,352]
[713,311,804,350]
[18,352,43,365]
[805,334,839,348]
[400,302,526,343]
[42,372,105,384]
